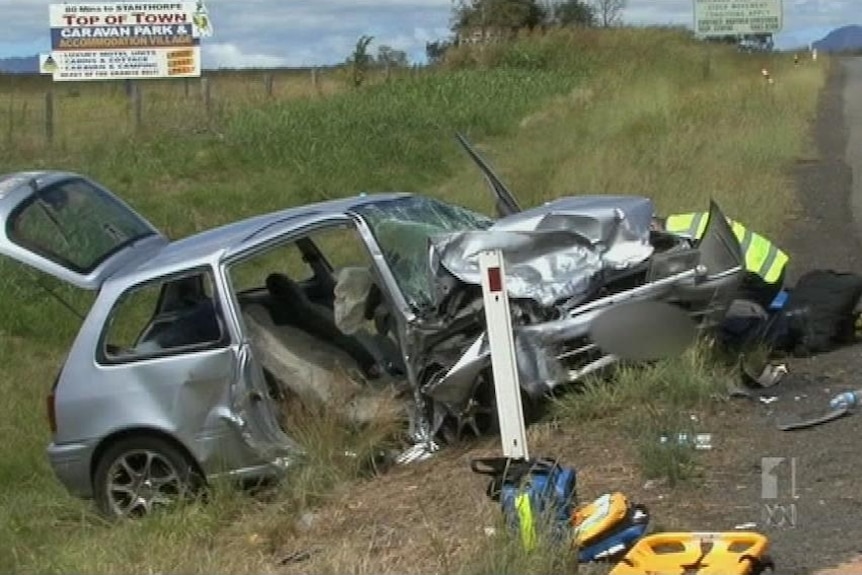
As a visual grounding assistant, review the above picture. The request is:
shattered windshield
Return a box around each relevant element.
[355,196,494,309]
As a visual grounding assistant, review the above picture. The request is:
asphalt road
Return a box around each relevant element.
[737,56,862,574]
[634,56,862,575]
[848,58,862,244]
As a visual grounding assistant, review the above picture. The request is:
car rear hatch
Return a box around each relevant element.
[0,171,168,290]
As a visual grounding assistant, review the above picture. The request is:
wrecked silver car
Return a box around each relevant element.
[0,137,744,518]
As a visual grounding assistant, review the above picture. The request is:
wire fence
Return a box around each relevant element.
[0,66,425,154]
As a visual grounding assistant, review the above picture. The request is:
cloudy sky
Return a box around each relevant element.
[1,0,858,68]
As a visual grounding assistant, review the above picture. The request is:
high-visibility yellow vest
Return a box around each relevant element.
[665,212,789,284]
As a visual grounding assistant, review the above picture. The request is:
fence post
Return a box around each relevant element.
[201,77,211,114]
[6,92,13,145]
[264,73,273,97]
[45,91,54,146]
[132,82,143,132]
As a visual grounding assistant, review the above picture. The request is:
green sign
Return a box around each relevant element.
[693,0,783,36]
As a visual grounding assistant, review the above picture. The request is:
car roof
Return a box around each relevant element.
[0,169,421,288]
[123,191,414,278]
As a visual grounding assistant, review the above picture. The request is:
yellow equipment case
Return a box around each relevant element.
[609,531,774,575]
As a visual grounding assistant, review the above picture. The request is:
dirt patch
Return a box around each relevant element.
[272,421,651,574]
[814,556,862,575]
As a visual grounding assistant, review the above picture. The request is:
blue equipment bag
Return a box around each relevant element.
[470,456,577,549]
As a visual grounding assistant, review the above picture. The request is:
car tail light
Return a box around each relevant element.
[47,375,59,435]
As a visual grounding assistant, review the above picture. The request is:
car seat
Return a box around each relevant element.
[265,273,380,377]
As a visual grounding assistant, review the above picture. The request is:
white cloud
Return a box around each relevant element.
[203,43,289,69]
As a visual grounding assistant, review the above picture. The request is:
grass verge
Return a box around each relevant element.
[551,343,730,486]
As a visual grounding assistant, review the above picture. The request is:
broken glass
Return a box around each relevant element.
[356,197,493,308]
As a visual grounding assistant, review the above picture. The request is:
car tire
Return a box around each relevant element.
[93,435,203,519]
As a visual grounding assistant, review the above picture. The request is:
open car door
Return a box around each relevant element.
[455,133,523,217]
[0,171,168,290]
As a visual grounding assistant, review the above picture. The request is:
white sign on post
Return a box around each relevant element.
[479,250,529,461]
[693,0,783,36]
[48,2,213,81]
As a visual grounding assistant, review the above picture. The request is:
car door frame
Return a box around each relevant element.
[218,211,416,389]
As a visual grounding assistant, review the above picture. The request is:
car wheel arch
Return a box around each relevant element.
[89,427,206,490]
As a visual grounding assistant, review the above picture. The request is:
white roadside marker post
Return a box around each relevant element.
[479,249,529,460]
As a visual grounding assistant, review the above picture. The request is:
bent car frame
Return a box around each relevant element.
[0,136,745,518]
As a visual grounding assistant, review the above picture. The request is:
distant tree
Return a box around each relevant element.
[592,0,625,27]
[425,40,453,64]
[452,0,549,38]
[376,45,409,68]
[552,0,595,27]
[347,35,374,87]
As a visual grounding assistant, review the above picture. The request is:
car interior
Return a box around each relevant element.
[231,228,407,405]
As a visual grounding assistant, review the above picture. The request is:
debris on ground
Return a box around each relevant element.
[777,405,851,431]
[642,478,667,491]
[735,522,758,530]
[828,388,862,410]
[742,361,788,388]
[277,548,320,565]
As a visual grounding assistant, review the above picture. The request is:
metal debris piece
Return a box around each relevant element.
[694,433,713,450]
[728,384,754,399]
[278,550,314,565]
[777,406,851,431]
[395,441,439,465]
[643,478,668,490]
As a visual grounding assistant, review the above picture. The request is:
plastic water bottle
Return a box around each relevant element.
[829,390,862,410]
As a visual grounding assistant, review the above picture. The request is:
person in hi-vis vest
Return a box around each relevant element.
[653,212,789,308]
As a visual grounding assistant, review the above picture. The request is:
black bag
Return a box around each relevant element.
[777,270,862,356]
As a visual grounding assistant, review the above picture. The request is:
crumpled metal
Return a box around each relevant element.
[429,195,657,307]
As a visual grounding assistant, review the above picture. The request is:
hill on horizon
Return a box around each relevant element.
[812,24,862,53]
[0,55,39,73]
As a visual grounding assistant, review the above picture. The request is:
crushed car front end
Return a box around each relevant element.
[353,193,745,443]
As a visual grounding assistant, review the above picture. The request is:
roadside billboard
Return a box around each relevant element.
[693,0,783,36]
[47,2,213,81]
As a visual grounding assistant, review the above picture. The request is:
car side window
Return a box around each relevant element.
[101,269,227,362]
[230,241,313,293]
[305,225,373,271]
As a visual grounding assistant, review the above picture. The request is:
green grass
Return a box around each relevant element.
[551,343,730,485]
[0,26,828,573]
